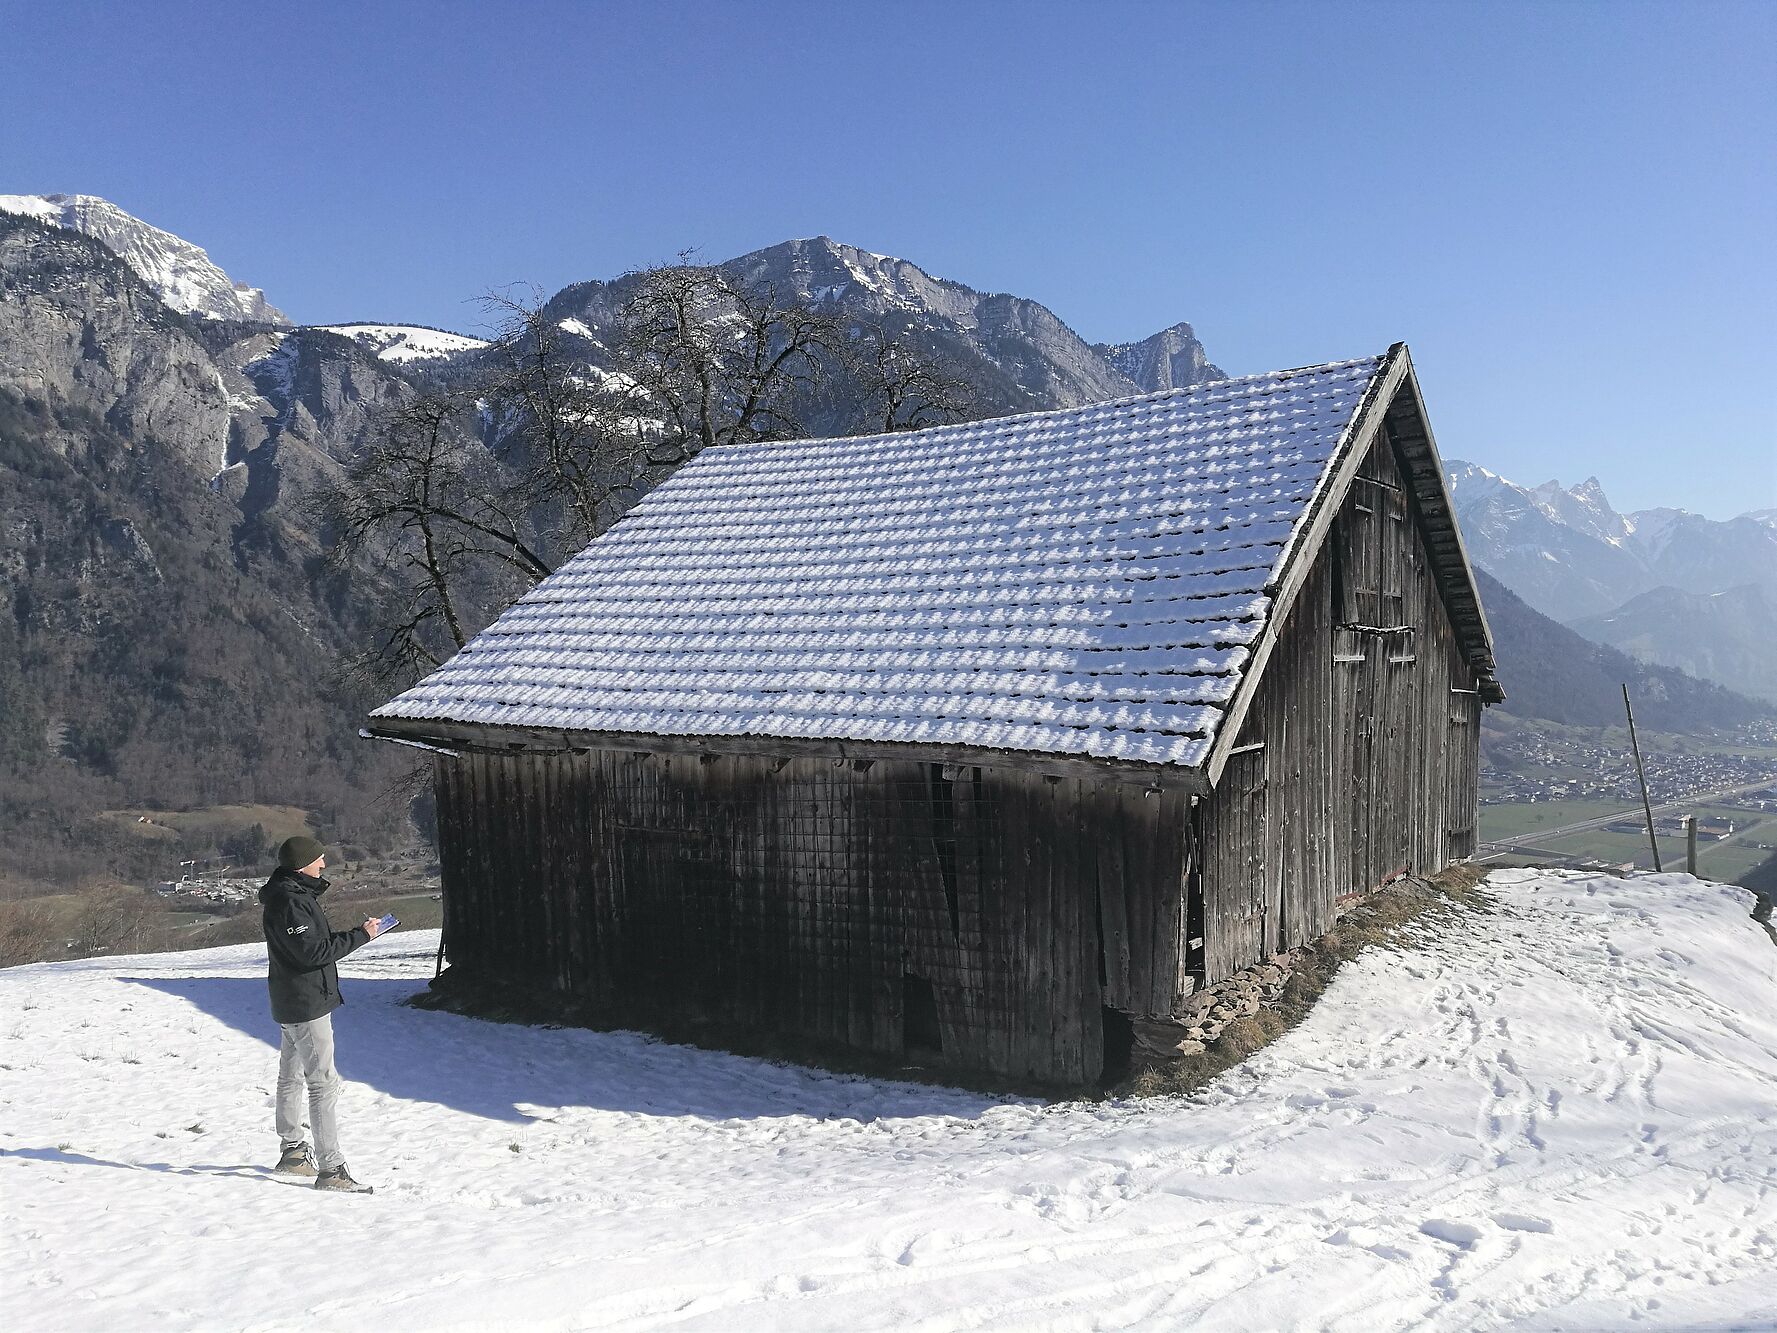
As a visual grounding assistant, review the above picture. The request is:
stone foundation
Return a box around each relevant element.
[1128,949,1308,1061]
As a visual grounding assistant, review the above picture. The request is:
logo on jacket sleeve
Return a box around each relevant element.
[286,925,309,935]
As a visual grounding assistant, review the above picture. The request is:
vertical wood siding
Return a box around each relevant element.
[433,755,1192,1084]
[1194,426,1482,984]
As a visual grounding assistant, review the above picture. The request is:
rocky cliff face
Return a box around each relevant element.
[0,210,419,531]
[0,213,233,477]
[1095,321,1225,392]
[211,326,417,523]
[0,214,413,877]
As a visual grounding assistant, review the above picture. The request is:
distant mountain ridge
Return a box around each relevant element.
[0,193,289,325]
[1571,584,1777,707]
[1473,569,1770,731]
[1444,460,1777,622]
[536,236,1226,428]
[0,196,1236,541]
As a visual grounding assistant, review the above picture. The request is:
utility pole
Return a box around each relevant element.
[1685,814,1698,876]
[1623,684,1662,872]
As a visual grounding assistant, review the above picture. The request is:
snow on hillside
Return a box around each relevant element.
[4,870,1774,1331]
[0,192,288,325]
[317,323,491,364]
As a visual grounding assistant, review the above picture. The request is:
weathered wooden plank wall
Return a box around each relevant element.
[1193,426,1482,985]
[431,754,1193,1084]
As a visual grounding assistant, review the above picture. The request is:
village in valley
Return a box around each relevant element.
[1477,716,1777,884]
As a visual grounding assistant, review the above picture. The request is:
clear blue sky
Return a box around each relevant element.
[3,1,1772,517]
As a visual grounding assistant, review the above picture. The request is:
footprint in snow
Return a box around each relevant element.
[1492,1212,1554,1234]
[1418,1218,1484,1248]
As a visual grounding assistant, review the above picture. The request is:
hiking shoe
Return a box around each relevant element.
[314,1163,374,1194]
[274,1141,317,1177]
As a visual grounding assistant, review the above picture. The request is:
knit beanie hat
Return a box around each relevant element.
[277,835,325,871]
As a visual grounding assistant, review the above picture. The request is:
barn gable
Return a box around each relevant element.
[371,345,1495,784]
[1203,345,1501,786]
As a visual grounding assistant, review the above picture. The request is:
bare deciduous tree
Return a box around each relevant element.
[616,259,842,463]
[312,391,546,683]
[70,885,161,958]
[847,320,977,433]
[478,287,657,544]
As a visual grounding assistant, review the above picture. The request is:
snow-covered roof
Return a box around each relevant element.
[372,355,1393,769]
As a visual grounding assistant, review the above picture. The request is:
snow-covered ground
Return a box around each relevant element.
[4,870,1774,1332]
[315,323,490,363]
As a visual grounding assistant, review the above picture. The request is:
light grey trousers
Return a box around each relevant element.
[275,1013,344,1169]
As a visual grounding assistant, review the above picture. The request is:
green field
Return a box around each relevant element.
[1482,797,1776,887]
[1479,799,1630,840]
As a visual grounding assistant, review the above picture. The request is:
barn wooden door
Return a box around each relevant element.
[1334,451,1417,893]
[1445,692,1480,858]
[1372,478,1416,880]
[1340,628,1379,891]
[1333,481,1382,893]
[1203,744,1268,981]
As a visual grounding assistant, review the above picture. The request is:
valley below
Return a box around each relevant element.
[1479,715,1777,889]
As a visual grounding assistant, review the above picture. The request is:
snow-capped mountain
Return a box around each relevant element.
[0,207,234,477]
[1444,460,1777,622]
[1525,475,1636,549]
[0,193,288,325]
[1443,462,1654,621]
[1446,460,1777,703]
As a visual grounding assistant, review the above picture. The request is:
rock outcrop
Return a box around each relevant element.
[0,212,232,477]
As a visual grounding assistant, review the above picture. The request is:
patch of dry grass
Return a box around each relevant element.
[93,804,314,844]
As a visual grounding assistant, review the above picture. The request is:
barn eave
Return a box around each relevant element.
[363,714,1214,793]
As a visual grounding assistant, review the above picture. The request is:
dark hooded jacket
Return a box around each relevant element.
[259,868,368,1024]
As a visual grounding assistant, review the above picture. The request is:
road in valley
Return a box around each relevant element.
[1478,775,1777,862]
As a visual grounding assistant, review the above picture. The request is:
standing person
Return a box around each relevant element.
[259,835,382,1194]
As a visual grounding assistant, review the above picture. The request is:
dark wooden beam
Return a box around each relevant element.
[364,715,1212,793]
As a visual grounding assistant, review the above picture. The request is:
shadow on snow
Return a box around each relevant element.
[0,1145,293,1185]
[120,973,1007,1126]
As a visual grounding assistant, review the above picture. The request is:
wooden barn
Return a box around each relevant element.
[367,343,1502,1084]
